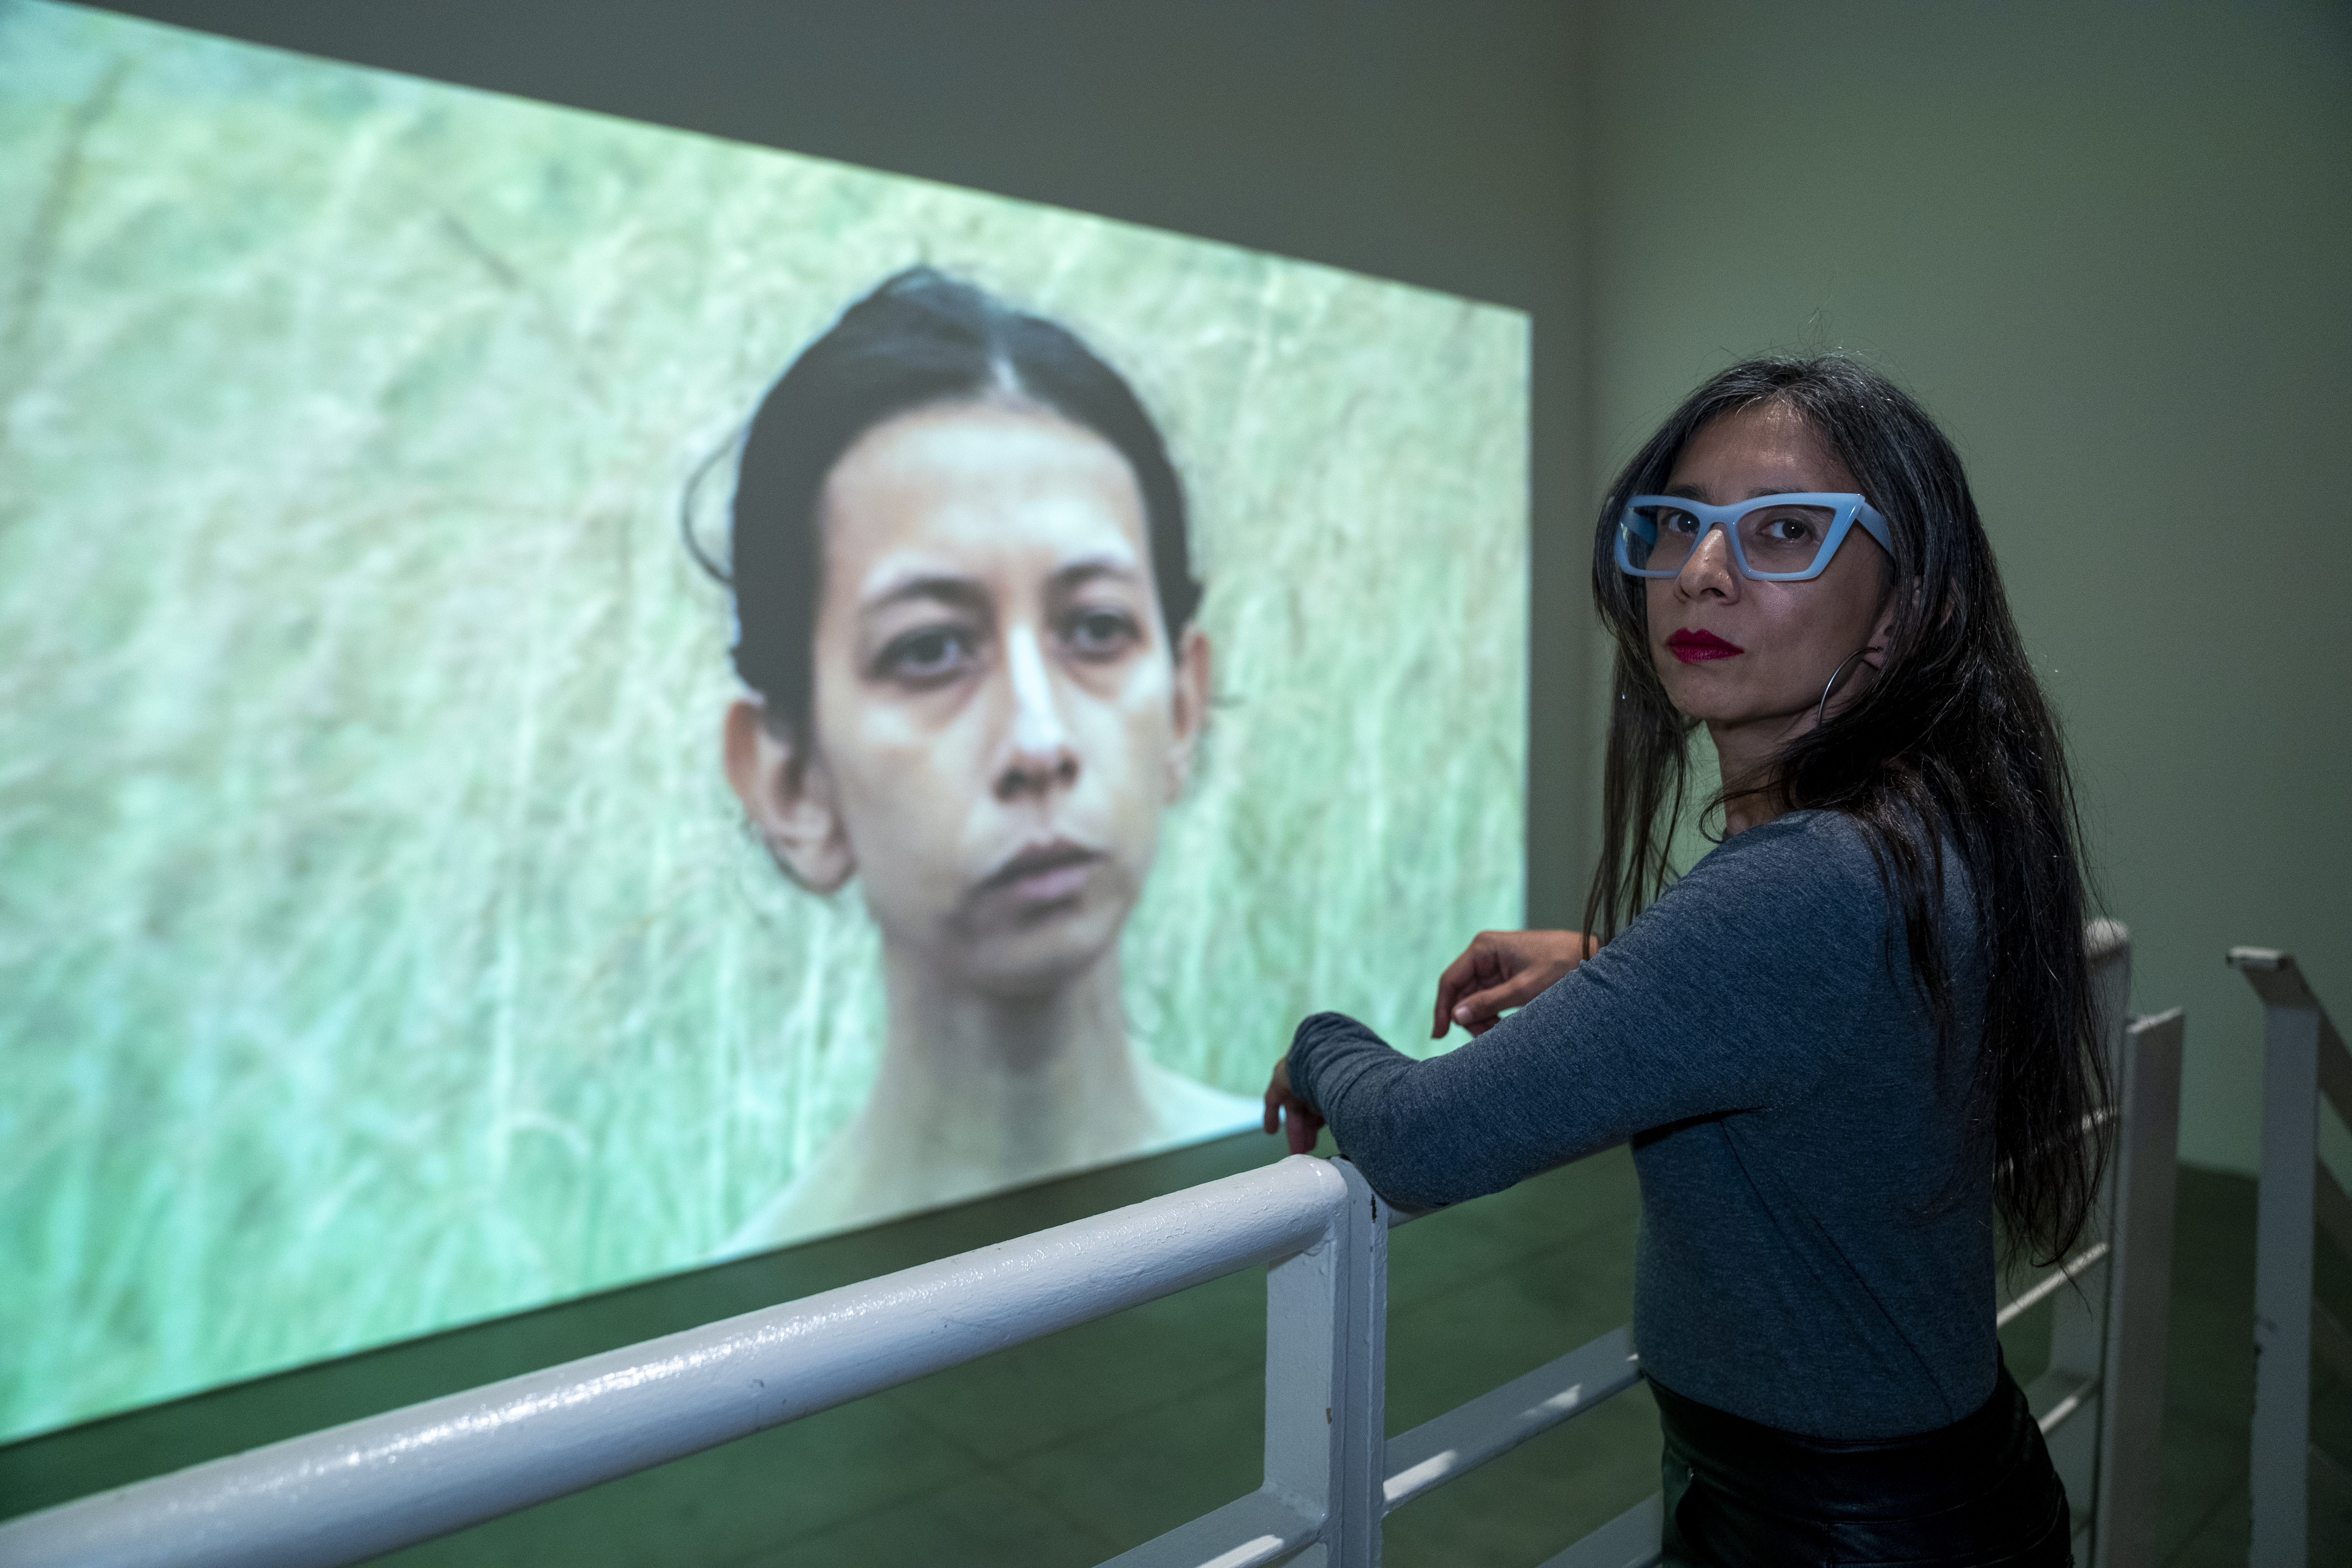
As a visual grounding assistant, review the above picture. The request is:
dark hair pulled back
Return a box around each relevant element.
[1584,354,2108,1267]
[688,266,1201,742]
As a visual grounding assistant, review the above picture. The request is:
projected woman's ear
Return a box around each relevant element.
[707,268,1252,1255]
[722,698,855,895]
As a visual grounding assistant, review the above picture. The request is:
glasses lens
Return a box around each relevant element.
[1625,504,1702,574]
[1735,503,1838,576]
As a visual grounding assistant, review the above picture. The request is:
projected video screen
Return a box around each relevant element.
[0,0,1529,1440]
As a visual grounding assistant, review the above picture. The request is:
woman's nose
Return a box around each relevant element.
[1675,523,1741,599]
[995,624,1079,800]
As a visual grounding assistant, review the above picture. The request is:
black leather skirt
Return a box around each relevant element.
[1652,1362,2072,1567]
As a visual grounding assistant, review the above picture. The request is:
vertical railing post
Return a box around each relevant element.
[1261,1157,1388,1567]
[1334,1161,1388,1566]
[2044,922,2133,1541]
[2093,1008,2183,1568]
[2236,948,2325,1568]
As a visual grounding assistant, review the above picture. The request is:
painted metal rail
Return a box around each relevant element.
[2011,922,2184,1568]
[1,923,2179,1568]
[0,1152,1651,1568]
[0,1157,1375,1568]
[2233,947,2352,1568]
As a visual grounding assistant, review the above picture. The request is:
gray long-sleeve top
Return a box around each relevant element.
[1286,808,1995,1440]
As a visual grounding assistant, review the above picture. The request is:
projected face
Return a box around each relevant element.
[1645,401,1895,747]
[739,400,1209,994]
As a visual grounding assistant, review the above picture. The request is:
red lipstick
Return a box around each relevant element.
[1666,628,1744,663]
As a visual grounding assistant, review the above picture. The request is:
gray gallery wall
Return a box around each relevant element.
[87,0,2351,1174]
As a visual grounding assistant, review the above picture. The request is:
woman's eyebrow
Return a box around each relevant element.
[1660,482,1822,503]
[861,573,989,616]
[1051,556,1145,593]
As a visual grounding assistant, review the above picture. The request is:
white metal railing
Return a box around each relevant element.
[2233,946,2352,1568]
[0,924,2180,1568]
[0,1157,1382,1568]
[1,1153,1621,1568]
[2009,921,2184,1568]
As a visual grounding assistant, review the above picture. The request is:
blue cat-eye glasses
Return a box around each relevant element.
[1616,492,1893,582]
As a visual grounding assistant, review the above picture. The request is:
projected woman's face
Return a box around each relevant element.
[1645,401,1895,740]
[746,401,1208,996]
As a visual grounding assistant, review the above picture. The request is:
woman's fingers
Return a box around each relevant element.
[1432,935,1512,1037]
[1435,934,1532,1036]
[1452,967,1556,1034]
[1264,1060,1324,1153]
[1432,946,1480,1036]
[1438,931,1594,1035]
[1287,1103,1323,1155]
[1262,1061,1291,1135]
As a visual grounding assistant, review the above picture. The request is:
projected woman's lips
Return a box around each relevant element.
[981,841,1102,906]
[1666,628,1744,663]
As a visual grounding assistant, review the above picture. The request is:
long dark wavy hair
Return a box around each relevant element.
[1583,355,2108,1266]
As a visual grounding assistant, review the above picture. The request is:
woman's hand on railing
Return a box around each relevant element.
[1432,930,1596,1038]
[1263,1060,1326,1155]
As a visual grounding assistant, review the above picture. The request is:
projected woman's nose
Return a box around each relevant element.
[708,267,1258,1254]
[996,627,1081,801]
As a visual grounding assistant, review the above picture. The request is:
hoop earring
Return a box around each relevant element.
[1816,645,1883,727]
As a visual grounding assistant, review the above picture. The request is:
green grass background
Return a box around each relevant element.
[0,0,1527,1441]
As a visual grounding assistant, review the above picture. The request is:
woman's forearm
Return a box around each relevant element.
[1286,1011,1579,1210]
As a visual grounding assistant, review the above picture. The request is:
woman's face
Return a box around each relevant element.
[774,400,1206,996]
[1645,401,1895,750]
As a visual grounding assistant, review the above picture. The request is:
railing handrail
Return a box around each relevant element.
[0,1156,1355,1568]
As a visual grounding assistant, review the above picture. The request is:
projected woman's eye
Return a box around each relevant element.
[712,267,1256,1255]
[875,623,980,685]
[1064,605,1141,660]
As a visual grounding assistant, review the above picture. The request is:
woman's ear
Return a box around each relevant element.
[1862,577,1912,672]
[1164,626,1212,801]
[1868,597,1900,669]
[723,698,855,893]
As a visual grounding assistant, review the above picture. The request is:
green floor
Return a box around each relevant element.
[3,1134,2341,1564]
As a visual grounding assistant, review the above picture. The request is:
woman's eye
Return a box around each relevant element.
[1663,511,1701,536]
[878,627,976,683]
[1064,607,1140,658]
[1762,514,1814,542]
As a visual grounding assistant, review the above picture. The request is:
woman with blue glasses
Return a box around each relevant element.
[1265,356,2097,1563]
